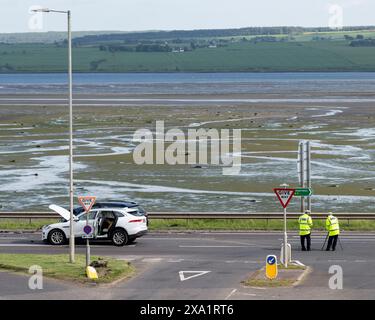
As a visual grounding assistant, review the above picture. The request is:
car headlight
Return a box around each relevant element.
[42,225,51,231]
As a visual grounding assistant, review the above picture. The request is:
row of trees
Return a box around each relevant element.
[344,34,364,41]
[99,44,176,52]
[350,39,375,47]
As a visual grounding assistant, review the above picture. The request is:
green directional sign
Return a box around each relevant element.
[294,188,313,197]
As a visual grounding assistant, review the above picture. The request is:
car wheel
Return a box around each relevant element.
[111,228,128,246]
[48,229,66,245]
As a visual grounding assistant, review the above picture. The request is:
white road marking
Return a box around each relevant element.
[109,255,138,261]
[0,244,47,247]
[141,258,163,263]
[225,289,237,300]
[143,237,206,241]
[91,244,136,248]
[236,292,257,297]
[179,245,252,248]
[225,260,259,264]
[0,244,136,248]
[179,270,211,282]
[293,260,306,267]
[168,259,184,263]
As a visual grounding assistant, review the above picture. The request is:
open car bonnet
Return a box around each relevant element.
[49,204,71,221]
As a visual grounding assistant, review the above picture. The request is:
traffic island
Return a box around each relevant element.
[242,263,311,288]
[0,253,135,284]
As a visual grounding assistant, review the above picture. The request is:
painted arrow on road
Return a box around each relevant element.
[179,271,211,282]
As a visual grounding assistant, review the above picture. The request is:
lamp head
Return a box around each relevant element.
[32,8,51,13]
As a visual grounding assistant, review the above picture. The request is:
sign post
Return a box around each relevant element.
[297,141,312,212]
[273,185,295,268]
[78,196,96,268]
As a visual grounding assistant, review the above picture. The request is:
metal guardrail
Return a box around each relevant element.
[0,212,375,220]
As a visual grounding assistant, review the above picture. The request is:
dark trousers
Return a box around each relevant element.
[300,233,311,251]
[326,235,338,251]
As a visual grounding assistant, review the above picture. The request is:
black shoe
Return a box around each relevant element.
[307,248,311,251]
[326,249,330,251]
[302,248,306,251]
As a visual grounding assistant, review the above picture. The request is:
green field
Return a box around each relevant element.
[2,39,375,72]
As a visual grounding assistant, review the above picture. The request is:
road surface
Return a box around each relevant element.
[0,231,374,300]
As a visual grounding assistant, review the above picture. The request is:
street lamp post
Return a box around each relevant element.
[32,8,75,263]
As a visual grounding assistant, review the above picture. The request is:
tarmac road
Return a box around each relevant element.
[0,231,374,300]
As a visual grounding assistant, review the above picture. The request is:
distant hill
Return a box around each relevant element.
[2,26,375,44]
[0,31,124,44]
[72,26,375,44]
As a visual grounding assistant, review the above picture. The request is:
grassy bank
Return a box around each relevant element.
[1,218,375,232]
[0,219,57,231]
[148,218,375,231]
[0,254,134,283]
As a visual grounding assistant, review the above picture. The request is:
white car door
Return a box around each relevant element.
[74,210,98,238]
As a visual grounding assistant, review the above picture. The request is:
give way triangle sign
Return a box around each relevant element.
[78,196,97,213]
[273,188,295,209]
[179,271,211,282]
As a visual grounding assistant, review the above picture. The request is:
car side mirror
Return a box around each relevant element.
[73,217,79,222]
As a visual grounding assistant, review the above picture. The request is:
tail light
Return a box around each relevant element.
[129,219,145,223]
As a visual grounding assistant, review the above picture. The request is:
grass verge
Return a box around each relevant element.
[0,219,56,231]
[148,218,375,231]
[242,264,307,288]
[1,218,375,231]
[243,278,296,288]
[0,254,135,284]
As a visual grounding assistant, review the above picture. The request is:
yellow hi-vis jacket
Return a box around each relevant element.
[298,214,313,236]
[326,215,340,236]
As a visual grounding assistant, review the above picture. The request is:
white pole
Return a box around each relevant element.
[299,142,305,213]
[283,206,288,268]
[86,210,90,267]
[306,141,311,211]
[68,10,75,263]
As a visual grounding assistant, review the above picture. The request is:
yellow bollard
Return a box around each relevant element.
[86,266,98,279]
[266,255,278,280]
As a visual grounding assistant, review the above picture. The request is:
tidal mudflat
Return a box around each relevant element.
[1,90,375,213]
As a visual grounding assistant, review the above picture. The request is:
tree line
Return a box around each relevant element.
[73,26,375,45]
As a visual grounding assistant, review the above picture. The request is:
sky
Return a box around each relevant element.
[1,0,374,33]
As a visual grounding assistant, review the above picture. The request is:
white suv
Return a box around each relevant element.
[42,204,148,246]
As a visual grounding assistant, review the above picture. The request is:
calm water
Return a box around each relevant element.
[1,72,375,94]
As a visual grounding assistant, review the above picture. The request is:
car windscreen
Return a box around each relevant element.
[127,206,146,216]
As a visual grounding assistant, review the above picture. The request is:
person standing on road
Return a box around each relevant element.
[325,212,340,251]
[299,210,313,251]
